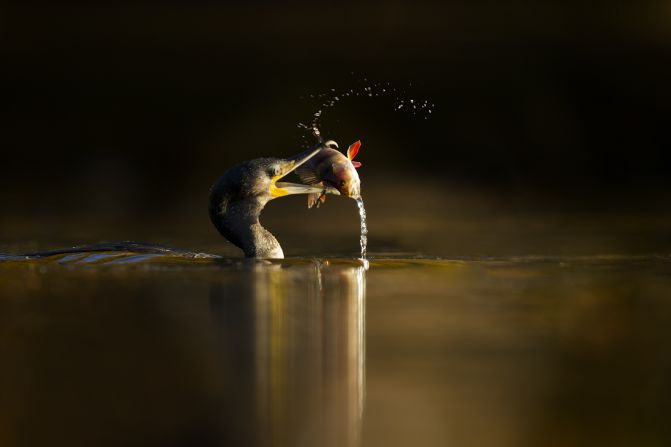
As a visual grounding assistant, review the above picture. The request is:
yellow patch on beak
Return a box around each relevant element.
[269,174,289,197]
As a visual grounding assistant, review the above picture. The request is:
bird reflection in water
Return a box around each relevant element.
[208,260,366,447]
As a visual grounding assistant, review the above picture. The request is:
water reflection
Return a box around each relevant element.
[208,261,366,447]
[4,256,670,446]
[0,258,366,447]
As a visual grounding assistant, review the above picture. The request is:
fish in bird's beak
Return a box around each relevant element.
[294,139,363,208]
[269,146,340,198]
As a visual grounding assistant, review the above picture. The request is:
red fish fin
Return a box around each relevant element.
[347,140,361,160]
[352,161,362,168]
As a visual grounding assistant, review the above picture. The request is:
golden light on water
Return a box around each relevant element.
[2,255,671,446]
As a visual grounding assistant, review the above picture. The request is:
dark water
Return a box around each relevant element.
[2,249,671,447]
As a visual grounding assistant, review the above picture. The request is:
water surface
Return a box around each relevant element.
[1,252,671,447]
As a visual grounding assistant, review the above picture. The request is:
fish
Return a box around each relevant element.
[295,139,362,208]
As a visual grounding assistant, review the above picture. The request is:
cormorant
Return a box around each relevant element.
[209,145,337,258]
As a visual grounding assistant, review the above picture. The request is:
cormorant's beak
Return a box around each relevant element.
[269,147,340,198]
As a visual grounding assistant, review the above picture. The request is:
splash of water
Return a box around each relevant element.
[356,197,368,259]
[297,78,435,147]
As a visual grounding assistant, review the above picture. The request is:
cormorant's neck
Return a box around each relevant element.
[209,193,284,259]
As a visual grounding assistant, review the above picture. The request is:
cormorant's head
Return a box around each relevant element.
[265,146,323,199]
[209,145,340,221]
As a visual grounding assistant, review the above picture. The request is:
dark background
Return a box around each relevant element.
[2,1,670,254]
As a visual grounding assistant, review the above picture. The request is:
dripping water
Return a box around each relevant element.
[356,197,368,259]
